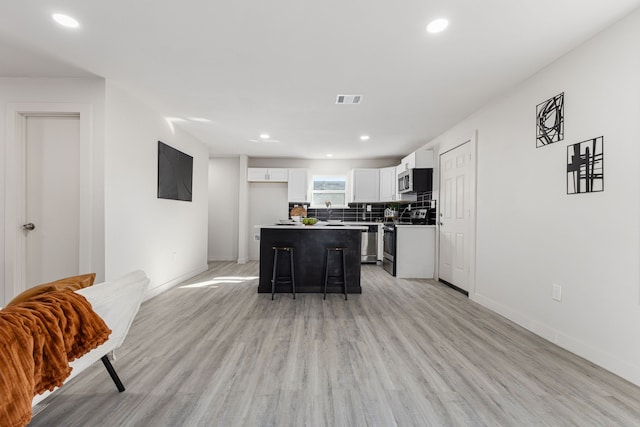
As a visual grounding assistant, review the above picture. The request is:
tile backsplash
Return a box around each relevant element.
[289,190,436,223]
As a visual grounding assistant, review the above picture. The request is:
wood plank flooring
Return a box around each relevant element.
[30,262,640,426]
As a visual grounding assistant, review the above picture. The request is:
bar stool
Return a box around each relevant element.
[271,246,296,300]
[323,247,348,300]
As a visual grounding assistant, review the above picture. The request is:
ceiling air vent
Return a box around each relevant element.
[336,94,362,105]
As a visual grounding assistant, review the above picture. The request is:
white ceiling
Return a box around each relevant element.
[1,1,638,159]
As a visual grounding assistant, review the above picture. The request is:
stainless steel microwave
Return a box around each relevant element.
[398,168,433,193]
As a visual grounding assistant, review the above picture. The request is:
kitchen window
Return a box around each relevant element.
[311,175,347,207]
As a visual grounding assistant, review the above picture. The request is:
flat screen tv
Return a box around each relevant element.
[157,141,193,201]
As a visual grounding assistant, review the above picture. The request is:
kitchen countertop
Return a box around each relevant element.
[258,223,368,230]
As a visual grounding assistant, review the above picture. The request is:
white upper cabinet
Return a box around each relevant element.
[399,149,434,171]
[247,167,288,182]
[287,168,309,202]
[379,166,397,201]
[351,169,380,202]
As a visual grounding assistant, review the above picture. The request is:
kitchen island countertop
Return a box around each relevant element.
[258,223,367,230]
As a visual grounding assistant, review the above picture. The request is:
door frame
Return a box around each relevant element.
[435,131,478,297]
[4,103,93,302]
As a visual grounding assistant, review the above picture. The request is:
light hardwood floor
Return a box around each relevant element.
[30,262,640,426]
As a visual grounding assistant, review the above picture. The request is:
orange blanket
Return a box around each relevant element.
[0,289,111,427]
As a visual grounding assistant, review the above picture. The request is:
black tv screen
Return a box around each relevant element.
[157,141,193,201]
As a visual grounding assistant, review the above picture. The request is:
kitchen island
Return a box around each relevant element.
[258,224,365,294]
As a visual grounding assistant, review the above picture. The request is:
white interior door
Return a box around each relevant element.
[438,142,472,292]
[24,115,81,287]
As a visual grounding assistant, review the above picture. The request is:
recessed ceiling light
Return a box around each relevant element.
[250,137,280,143]
[52,13,80,29]
[360,135,370,141]
[326,154,334,157]
[259,133,270,140]
[426,18,449,34]
[189,117,211,122]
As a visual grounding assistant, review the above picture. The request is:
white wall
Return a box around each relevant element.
[104,82,209,299]
[0,78,106,306]
[424,9,640,385]
[208,157,240,261]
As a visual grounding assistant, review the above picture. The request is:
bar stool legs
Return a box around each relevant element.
[271,245,348,300]
[271,246,296,300]
[323,247,348,300]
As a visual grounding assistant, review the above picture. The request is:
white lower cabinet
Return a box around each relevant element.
[395,225,435,279]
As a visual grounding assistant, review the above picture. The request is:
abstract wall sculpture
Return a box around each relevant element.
[567,136,604,194]
[536,92,564,147]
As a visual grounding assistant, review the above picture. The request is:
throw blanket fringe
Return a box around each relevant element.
[0,289,111,427]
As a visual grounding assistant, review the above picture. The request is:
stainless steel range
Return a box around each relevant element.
[409,208,428,224]
[382,209,432,275]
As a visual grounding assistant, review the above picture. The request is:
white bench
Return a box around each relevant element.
[32,270,149,406]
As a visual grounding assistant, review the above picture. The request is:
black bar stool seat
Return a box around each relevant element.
[323,247,348,300]
[271,246,296,300]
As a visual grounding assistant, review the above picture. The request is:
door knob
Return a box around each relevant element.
[22,222,35,231]
[439,222,443,226]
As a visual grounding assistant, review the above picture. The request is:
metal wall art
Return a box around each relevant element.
[567,136,604,194]
[536,92,564,147]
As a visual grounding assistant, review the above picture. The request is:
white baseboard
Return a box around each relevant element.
[471,292,640,387]
[207,256,236,262]
[143,264,208,301]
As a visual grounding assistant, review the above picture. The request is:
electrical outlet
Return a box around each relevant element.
[552,284,562,301]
